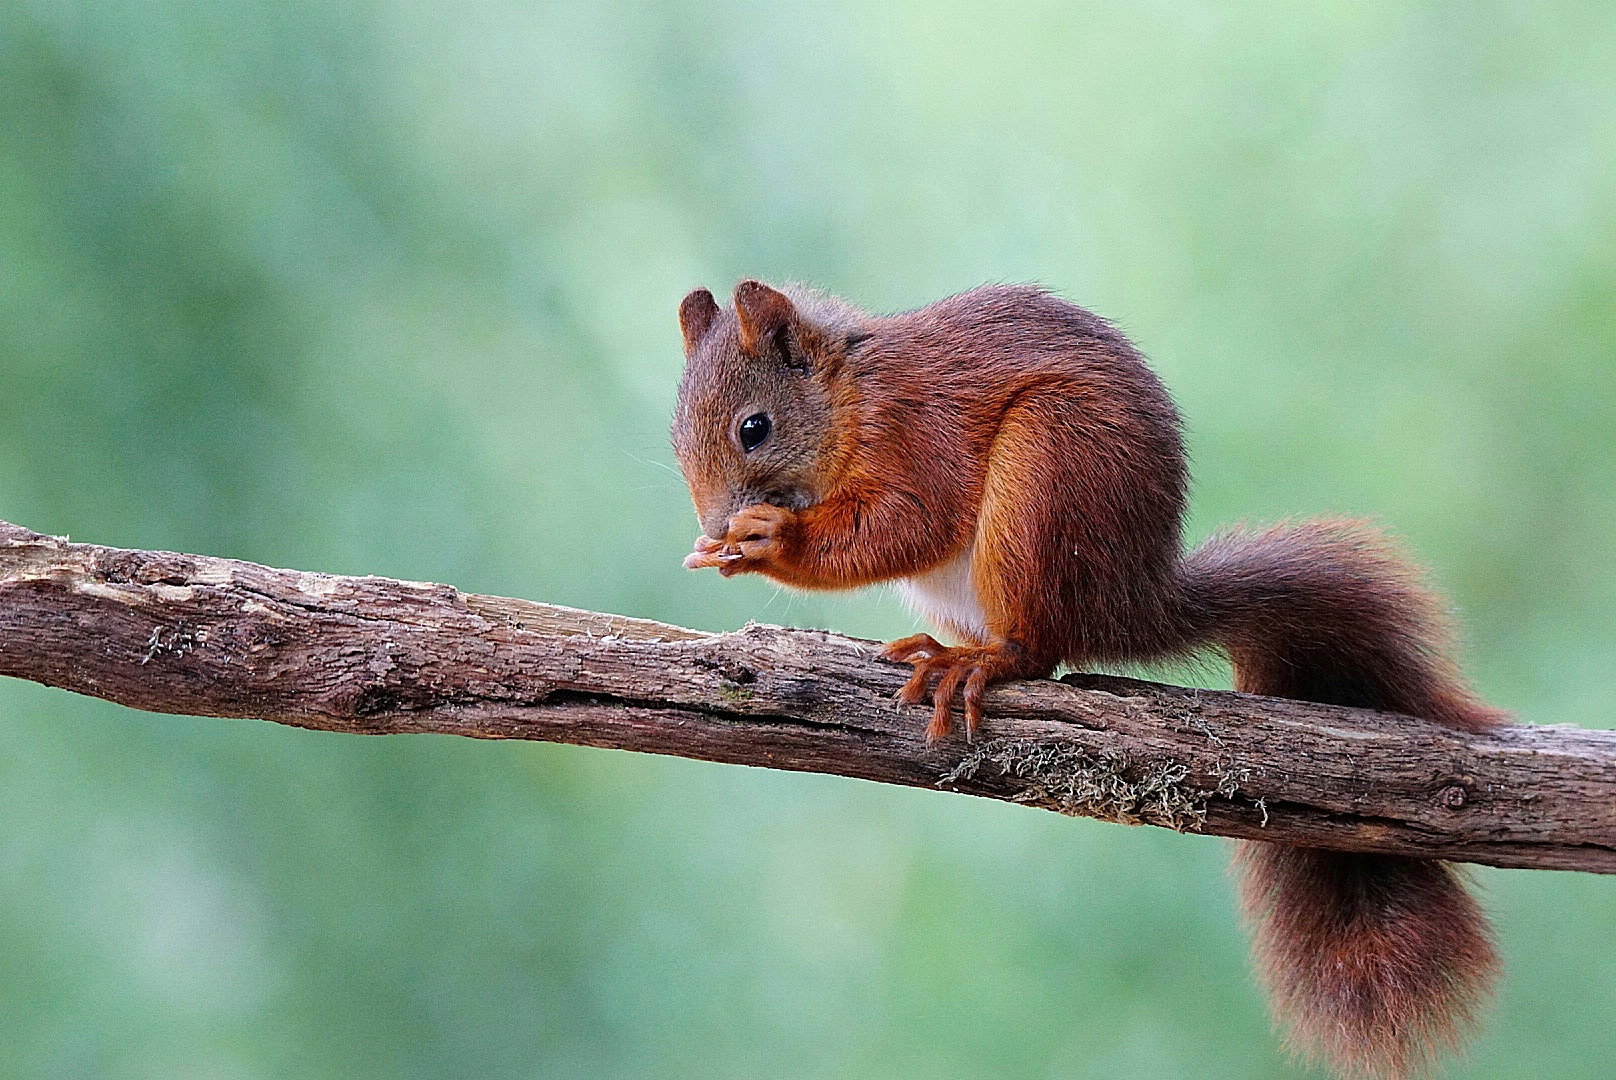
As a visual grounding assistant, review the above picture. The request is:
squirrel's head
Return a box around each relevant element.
[671,280,854,540]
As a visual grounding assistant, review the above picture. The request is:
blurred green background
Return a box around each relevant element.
[2,2,1613,1077]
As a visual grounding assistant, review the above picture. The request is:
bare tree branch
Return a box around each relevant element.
[1,520,1611,873]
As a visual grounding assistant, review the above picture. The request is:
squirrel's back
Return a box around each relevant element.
[858,285,1175,412]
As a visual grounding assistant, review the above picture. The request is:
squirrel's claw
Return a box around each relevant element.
[682,537,736,571]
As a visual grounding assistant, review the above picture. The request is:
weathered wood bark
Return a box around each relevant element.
[1,519,1611,873]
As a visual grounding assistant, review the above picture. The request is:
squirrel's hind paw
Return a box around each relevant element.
[882,638,1005,742]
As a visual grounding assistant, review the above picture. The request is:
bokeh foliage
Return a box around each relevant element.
[2,2,1613,1077]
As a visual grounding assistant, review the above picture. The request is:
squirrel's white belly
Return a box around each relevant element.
[894,545,988,639]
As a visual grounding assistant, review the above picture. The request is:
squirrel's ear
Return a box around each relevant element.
[678,288,719,356]
[733,280,795,356]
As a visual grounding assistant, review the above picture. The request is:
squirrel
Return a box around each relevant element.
[671,279,1506,1080]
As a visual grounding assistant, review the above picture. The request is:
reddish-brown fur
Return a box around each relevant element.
[673,281,1504,1079]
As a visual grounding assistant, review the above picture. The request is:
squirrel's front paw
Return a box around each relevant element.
[682,504,795,575]
[715,503,794,576]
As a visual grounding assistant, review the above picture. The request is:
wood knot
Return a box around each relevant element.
[347,683,443,717]
[697,656,755,686]
[353,685,403,716]
[1439,784,1468,810]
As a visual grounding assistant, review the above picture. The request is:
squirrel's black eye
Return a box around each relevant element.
[738,413,771,452]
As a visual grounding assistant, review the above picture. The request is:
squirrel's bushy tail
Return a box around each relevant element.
[1178,520,1504,1080]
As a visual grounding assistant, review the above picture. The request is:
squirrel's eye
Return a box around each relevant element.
[738,413,771,452]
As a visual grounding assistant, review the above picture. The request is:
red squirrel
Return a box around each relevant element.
[672,279,1505,1080]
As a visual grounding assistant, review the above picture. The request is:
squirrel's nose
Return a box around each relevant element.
[699,506,733,541]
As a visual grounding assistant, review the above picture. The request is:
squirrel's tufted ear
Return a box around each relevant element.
[733,280,795,356]
[678,288,720,356]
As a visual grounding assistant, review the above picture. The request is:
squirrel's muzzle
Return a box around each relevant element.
[699,509,732,541]
[697,491,748,541]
